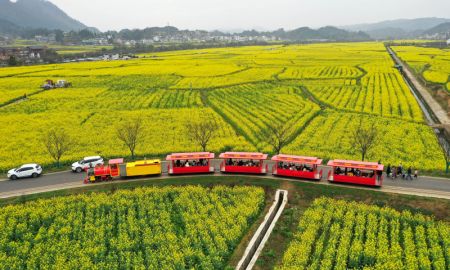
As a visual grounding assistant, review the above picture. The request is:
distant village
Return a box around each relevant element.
[0,29,283,66]
[0,27,449,67]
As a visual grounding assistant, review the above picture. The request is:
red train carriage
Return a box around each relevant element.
[272,154,322,180]
[219,152,268,174]
[327,159,384,187]
[84,158,123,183]
[166,152,215,175]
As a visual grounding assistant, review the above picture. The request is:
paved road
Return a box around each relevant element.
[387,46,450,125]
[1,160,449,199]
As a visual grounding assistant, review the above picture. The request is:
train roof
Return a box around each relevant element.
[219,152,268,160]
[126,159,161,167]
[166,152,215,160]
[271,154,322,165]
[108,158,124,165]
[327,159,384,170]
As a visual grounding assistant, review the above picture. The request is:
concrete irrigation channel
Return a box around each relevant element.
[236,189,288,270]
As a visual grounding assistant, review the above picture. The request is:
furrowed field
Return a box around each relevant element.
[392,46,450,91]
[0,42,445,171]
[0,185,265,269]
[277,198,449,270]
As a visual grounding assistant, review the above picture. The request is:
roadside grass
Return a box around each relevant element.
[0,176,448,269]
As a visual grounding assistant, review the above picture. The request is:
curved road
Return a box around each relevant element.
[1,160,449,200]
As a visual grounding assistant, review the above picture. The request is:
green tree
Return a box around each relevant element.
[7,56,18,66]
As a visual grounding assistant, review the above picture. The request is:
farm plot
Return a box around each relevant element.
[0,185,265,269]
[284,110,444,171]
[207,82,321,150]
[277,197,449,270]
[0,42,446,172]
[392,46,450,90]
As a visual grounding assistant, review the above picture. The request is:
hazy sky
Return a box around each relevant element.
[48,0,450,31]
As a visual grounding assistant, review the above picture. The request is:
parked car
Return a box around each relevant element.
[7,164,42,180]
[71,156,104,173]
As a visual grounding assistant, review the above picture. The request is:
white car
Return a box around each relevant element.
[71,156,104,173]
[7,164,42,180]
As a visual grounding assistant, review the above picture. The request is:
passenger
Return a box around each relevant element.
[278,162,283,168]
[185,161,190,167]
[238,160,244,166]
[335,167,342,175]
[176,160,181,167]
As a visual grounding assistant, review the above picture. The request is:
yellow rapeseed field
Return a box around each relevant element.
[0,42,445,171]
[392,46,450,90]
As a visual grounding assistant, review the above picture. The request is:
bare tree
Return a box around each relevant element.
[351,122,378,161]
[116,117,144,160]
[440,137,450,173]
[185,118,219,152]
[266,123,293,155]
[43,128,72,167]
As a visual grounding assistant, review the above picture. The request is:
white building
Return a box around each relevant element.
[447,39,450,45]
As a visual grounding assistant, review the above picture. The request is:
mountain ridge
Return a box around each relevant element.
[0,0,88,31]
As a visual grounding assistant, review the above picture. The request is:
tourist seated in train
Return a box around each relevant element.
[335,167,342,175]
[175,160,181,167]
[185,160,190,167]
[355,169,361,176]
[199,159,207,166]
[348,168,355,176]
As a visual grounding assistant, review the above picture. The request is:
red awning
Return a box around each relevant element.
[327,159,384,171]
[166,152,215,160]
[271,154,322,165]
[109,158,124,165]
[219,152,268,160]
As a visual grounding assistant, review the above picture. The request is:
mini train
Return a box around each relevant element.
[84,151,384,187]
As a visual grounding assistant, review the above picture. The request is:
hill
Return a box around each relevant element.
[343,17,450,39]
[423,22,450,35]
[274,26,370,41]
[0,0,88,31]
